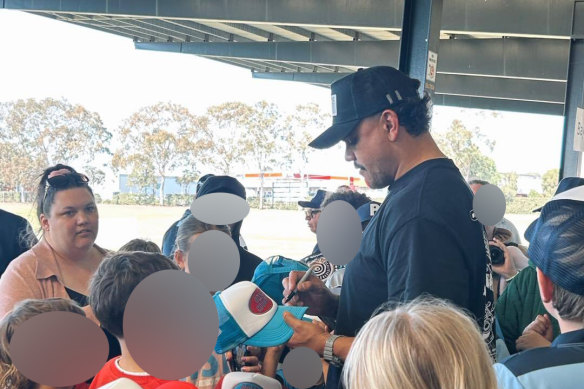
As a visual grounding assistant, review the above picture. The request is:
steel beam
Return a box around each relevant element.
[252,71,346,85]
[433,95,564,116]
[135,40,400,68]
[442,0,572,37]
[4,0,404,29]
[399,0,443,95]
[4,0,573,37]
[436,74,565,104]
[251,71,566,105]
[559,2,584,179]
[438,38,568,81]
[135,37,569,81]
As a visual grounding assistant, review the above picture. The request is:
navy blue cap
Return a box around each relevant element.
[356,201,381,224]
[197,175,246,199]
[309,66,421,149]
[525,177,584,241]
[195,173,216,196]
[527,186,584,295]
[298,189,328,208]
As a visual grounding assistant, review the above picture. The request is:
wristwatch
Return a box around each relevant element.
[323,334,344,367]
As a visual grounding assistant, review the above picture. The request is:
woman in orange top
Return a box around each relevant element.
[0,164,106,319]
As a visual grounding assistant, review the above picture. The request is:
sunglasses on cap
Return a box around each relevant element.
[43,172,90,202]
[305,209,321,219]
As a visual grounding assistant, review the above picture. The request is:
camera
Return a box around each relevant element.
[489,242,518,266]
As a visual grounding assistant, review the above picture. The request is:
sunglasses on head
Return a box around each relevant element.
[44,172,90,202]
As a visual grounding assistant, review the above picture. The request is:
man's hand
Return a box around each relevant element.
[283,311,329,356]
[516,331,552,351]
[282,270,338,317]
[522,314,554,342]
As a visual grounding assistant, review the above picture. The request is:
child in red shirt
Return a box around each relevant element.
[87,252,197,389]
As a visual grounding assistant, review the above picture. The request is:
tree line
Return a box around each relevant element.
[0,98,329,206]
[0,98,558,209]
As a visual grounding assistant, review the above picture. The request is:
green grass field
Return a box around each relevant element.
[1,203,317,260]
[2,202,539,259]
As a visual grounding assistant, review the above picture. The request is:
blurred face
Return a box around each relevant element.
[470,183,482,194]
[344,113,396,189]
[174,232,217,295]
[305,209,321,234]
[174,233,202,273]
[41,188,98,253]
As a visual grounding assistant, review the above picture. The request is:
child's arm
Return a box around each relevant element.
[261,345,285,378]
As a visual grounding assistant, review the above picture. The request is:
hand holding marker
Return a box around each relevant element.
[284,266,315,304]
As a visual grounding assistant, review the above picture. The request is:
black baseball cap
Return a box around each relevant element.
[309,66,421,149]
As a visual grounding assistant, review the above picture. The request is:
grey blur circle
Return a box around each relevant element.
[473,184,506,226]
[316,200,362,266]
[123,270,219,380]
[188,230,240,291]
[282,347,323,388]
[10,311,108,387]
[191,192,250,225]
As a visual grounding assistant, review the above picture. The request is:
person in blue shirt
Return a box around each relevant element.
[494,185,584,389]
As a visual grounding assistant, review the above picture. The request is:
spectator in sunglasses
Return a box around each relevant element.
[0,164,120,360]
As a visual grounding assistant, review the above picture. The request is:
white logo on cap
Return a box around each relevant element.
[331,94,337,117]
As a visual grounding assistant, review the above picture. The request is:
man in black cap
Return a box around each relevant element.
[282,66,494,389]
[298,189,328,255]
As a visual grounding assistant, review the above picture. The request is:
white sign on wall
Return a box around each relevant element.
[426,50,438,83]
[575,107,584,152]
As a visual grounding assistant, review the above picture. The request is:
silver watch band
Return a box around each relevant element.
[323,334,344,367]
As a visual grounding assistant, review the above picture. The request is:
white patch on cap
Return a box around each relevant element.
[331,94,337,117]
[219,281,277,338]
[551,185,584,202]
[370,203,380,216]
[385,93,394,105]
[395,90,403,100]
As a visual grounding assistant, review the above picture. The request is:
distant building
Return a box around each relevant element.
[517,174,542,196]
[118,174,196,196]
[240,172,386,203]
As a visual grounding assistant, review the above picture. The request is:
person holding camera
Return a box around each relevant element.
[488,229,529,301]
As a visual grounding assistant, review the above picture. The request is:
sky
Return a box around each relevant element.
[0,9,570,195]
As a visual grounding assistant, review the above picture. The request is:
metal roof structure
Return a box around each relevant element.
[3,0,583,177]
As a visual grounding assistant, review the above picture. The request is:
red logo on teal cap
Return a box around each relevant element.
[249,288,273,314]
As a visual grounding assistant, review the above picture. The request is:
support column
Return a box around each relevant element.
[560,1,584,179]
[398,0,443,97]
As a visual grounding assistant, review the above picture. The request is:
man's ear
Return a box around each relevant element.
[174,250,186,271]
[40,213,50,232]
[380,109,400,141]
[536,267,554,303]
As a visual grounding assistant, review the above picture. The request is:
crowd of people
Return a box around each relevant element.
[0,66,583,389]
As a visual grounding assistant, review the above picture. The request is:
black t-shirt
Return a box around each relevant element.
[0,209,35,277]
[327,158,495,388]
[65,287,122,362]
[232,246,263,285]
